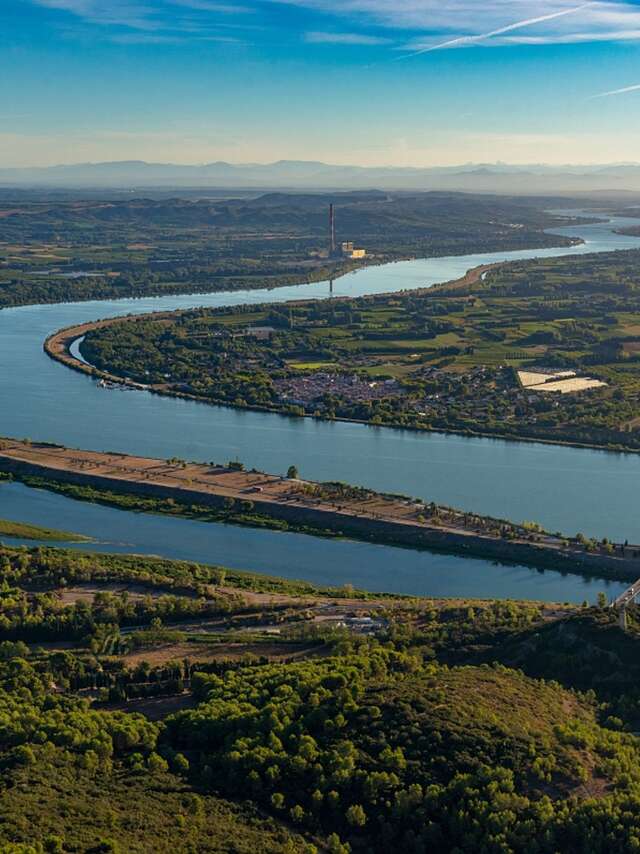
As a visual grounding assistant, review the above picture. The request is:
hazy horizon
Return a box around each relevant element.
[4,1,640,168]
[7,157,640,194]
[7,157,640,170]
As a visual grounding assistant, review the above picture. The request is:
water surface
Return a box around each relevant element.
[2,213,640,545]
[0,482,624,604]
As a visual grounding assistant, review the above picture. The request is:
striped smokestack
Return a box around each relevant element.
[329,204,336,257]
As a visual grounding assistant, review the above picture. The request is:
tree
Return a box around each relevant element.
[271,792,285,810]
[287,465,299,480]
[147,752,169,773]
[289,804,305,824]
[346,804,367,827]
[172,752,190,774]
[327,834,351,854]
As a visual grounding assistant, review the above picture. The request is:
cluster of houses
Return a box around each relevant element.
[270,364,551,423]
[413,366,496,414]
[411,365,549,422]
[273,372,403,407]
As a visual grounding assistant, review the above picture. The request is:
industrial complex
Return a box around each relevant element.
[328,203,366,260]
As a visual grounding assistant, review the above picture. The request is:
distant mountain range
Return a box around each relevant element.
[4,159,640,194]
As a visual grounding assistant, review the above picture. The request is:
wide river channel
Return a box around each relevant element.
[2,210,640,603]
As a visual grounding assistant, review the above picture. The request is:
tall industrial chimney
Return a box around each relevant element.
[329,204,336,257]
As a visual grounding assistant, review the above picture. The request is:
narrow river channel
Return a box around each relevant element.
[0,482,626,604]
[1,211,639,600]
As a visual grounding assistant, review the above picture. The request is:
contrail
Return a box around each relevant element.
[395,2,596,60]
[590,82,640,98]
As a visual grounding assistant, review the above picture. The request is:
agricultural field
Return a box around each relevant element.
[81,246,640,451]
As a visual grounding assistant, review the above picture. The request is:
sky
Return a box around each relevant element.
[3,0,640,167]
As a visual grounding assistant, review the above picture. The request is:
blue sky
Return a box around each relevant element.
[3,0,640,166]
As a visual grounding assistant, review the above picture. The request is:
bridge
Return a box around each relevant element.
[611,578,640,610]
[610,578,640,629]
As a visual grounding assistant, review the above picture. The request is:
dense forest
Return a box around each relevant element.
[81,246,640,452]
[1,541,640,850]
[0,191,578,307]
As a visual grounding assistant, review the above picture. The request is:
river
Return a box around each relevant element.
[0,481,625,603]
[1,211,639,601]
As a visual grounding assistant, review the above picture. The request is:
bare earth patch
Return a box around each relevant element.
[122,641,325,668]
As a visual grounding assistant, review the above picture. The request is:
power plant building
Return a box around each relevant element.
[328,206,366,259]
[341,241,366,259]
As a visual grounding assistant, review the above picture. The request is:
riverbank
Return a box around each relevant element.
[0,516,91,542]
[0,253,368,311]
[39,262,512,378]
[1,438,639,583]
[0,212,580,311]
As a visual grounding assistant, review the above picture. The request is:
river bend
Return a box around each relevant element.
[2,212,640,590]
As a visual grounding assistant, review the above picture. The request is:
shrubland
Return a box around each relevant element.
[1,542,640,851]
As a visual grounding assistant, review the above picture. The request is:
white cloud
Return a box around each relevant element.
[169,0,252,12]
[30,0,250,32]
[108,29,243,43]
[109,32,183,43]
[33,0,96,10]
[305,31,391,44]
[272,0,640,48]
[268,0,591,30]
[32,0,159,30]
[31,0,640,53]
[502,28,640,44]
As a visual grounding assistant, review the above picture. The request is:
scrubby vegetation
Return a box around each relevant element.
[167,651,640,853]
[1,541,640,850]
[0,656,310,852]
[0,543,391,644]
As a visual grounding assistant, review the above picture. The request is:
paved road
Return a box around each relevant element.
[611,578,640,609]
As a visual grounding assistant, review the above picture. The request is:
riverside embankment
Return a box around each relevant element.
[2,438,640,583]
